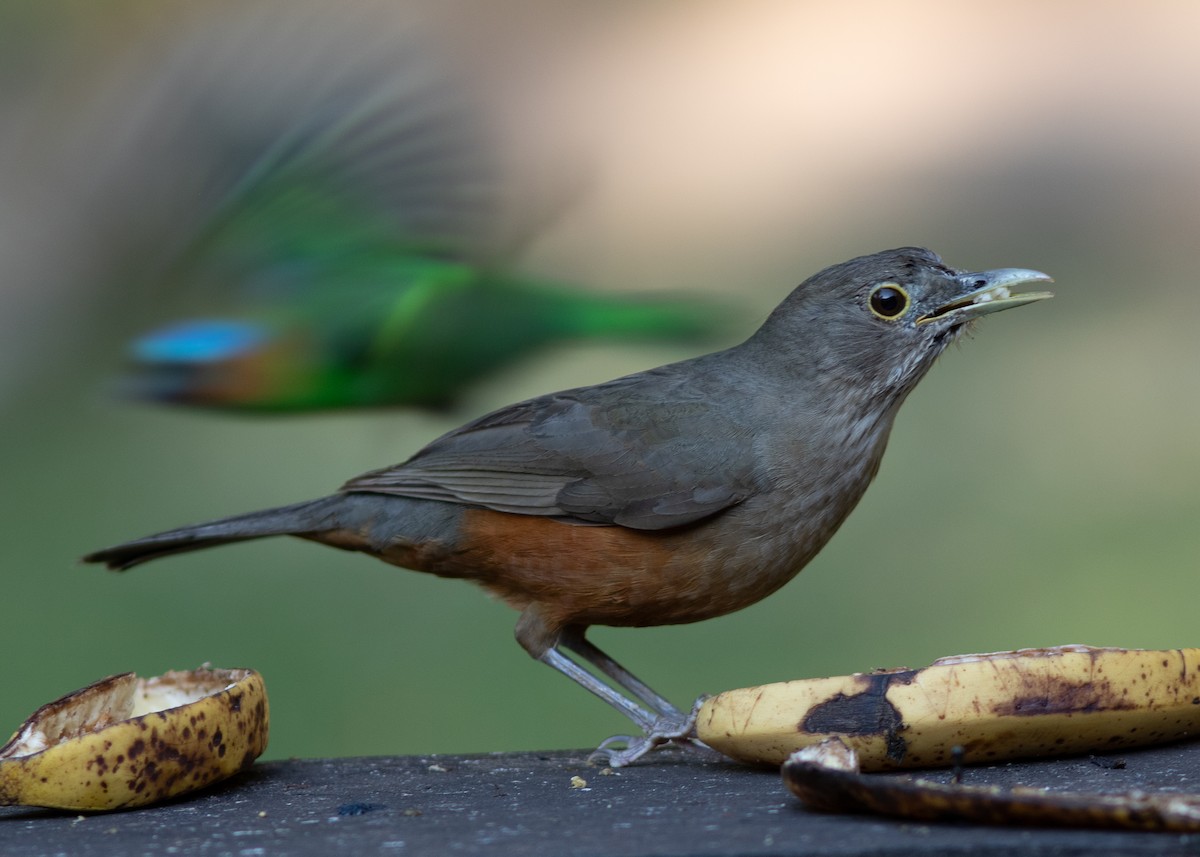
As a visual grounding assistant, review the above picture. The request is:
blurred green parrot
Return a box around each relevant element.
[110,1,725,413]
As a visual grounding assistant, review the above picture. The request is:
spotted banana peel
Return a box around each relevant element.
[782,738,1200,833]
[696,645,1200,770]
[0,667,268,811]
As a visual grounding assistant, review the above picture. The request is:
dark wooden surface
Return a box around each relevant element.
[4,742,1200,856]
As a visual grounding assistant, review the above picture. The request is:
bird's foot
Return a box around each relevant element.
[587,709,705,767]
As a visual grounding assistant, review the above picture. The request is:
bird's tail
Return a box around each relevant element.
[558,290,732,344]
[503,277,732,345]
[83,496,346,571]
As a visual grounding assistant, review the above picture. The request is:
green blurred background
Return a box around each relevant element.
[2,0,1199,761]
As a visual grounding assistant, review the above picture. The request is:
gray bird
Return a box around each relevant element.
[85,247,1052,766]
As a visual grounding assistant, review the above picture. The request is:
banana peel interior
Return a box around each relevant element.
[0,667,268,811]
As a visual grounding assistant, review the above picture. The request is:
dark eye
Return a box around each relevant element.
[868,283,910,320]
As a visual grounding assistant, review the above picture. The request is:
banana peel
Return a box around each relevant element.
[782,738,1200,833]
[0,667,268,811]
[697,645,1200,770]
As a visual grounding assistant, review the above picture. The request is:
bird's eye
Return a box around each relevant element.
[868,283,910,320]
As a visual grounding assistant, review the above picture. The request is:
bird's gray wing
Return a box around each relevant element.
[340,369,761,529]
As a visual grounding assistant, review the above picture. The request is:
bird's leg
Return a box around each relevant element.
[536,646,699,767]
[518,613,701,766]
[536,647,658,730]
[526,622,704,767]
[558,628,684,718]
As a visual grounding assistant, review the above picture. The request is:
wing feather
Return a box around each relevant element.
[341,365,761,529]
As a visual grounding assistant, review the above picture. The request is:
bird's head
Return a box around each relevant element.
[753,247,1052,409]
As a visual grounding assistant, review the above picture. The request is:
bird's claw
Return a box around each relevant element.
[587,710,704,767]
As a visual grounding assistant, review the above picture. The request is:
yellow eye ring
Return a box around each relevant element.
[868,283,910,320]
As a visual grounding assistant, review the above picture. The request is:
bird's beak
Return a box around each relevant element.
[917,268,1054,325]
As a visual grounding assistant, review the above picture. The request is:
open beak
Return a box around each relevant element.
[917,268,1054,325]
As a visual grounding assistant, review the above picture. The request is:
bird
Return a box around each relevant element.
[85,247,1052,765]
[127,259,725,413]
[121,109,724,412]
[97,1,725,413]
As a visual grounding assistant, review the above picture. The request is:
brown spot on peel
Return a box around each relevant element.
[992,676,1137,717]
[801,672,913,763]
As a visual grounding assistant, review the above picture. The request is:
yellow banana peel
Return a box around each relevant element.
[0,667,268,810]
[697,645,1200,769]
